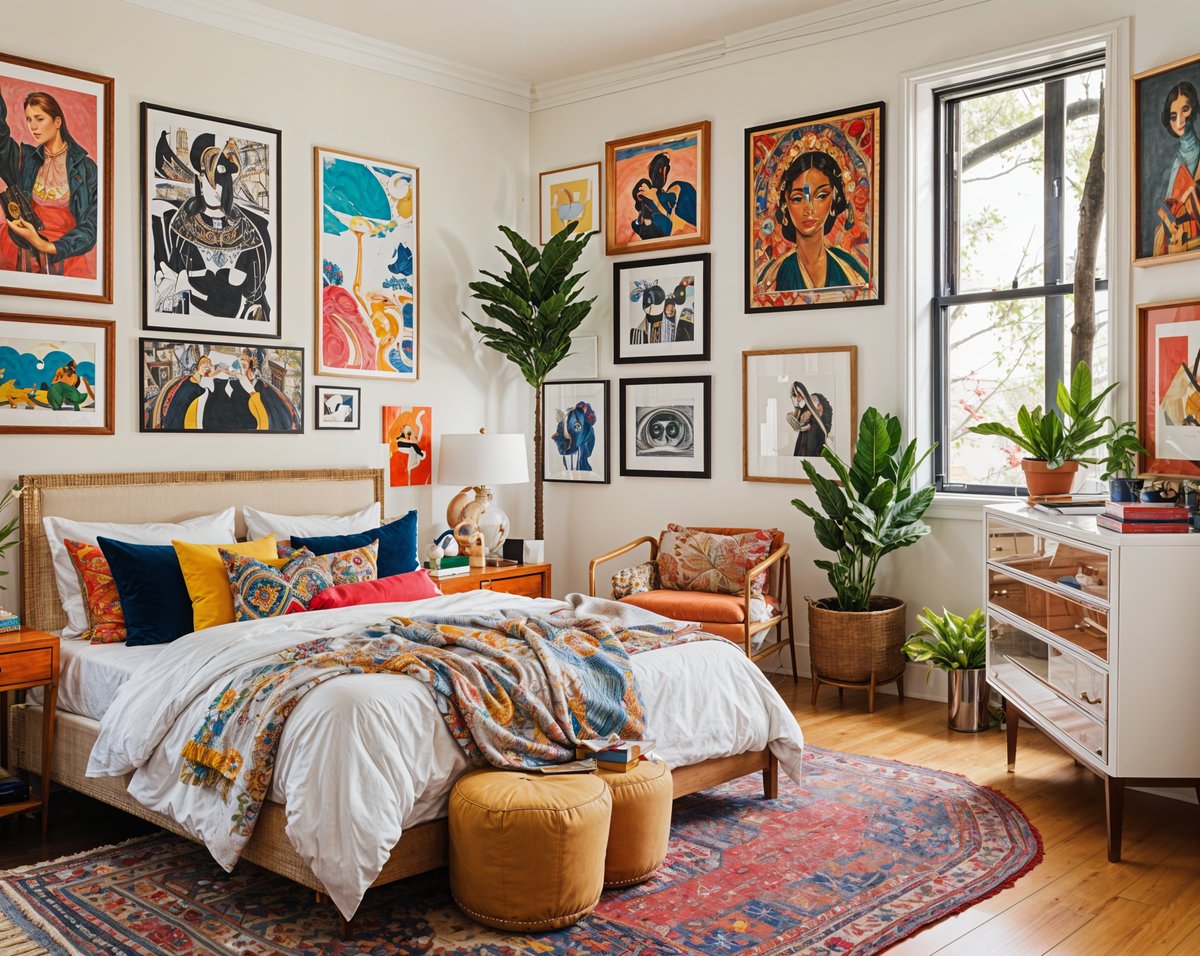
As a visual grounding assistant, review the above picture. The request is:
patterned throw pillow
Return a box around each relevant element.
[657,524,776,596]
[277,540,378,585]
[221,549,334,622]
[64,539,125,644]
[611,561,658,599]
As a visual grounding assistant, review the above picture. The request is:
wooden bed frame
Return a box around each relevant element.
[8,468,778,925]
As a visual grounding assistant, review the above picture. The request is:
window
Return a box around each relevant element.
[933,55,1108,493]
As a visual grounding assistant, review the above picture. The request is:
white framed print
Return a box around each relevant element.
[539,162,600,244]
[619,375,711,478]
[546,334,598,381]
[613,253,710,364]
[314,384,360,430]
[543,379,609,483]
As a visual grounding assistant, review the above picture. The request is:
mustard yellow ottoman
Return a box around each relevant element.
[449,769,613,931]
[599,757,673,887]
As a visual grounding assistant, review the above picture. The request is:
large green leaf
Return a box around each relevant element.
[497,225,540,268]
[809,472,850,520]
[850,408,897,498]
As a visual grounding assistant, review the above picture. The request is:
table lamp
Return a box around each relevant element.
[438,429,529,557]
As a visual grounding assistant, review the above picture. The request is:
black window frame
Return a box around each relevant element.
[932,53,1108,495]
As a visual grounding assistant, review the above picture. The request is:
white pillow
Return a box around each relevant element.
[242,502,382,541]
[43,508,237,640]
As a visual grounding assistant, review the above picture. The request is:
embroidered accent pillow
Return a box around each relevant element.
[277,540,378,585]
[221,549,334,621]
[64,539,125,644]
[657,525,776,596]
[611,561,658,599]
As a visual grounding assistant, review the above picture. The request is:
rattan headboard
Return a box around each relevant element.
[19,468,385,632]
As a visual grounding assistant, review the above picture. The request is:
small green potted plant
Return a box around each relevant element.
[1097,421,1148,502]
[902,607,989,732]
[969,361,1116,497]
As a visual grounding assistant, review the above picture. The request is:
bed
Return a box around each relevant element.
[7,468,804,925]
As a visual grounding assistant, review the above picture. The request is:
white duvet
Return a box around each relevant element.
[87,591,805,919]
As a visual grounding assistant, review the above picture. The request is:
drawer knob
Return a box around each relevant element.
[992,589,1009,597]
[1080,691,1102,705]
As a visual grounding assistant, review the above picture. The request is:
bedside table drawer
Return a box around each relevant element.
[482,572,545,598]
[0,648,53,689]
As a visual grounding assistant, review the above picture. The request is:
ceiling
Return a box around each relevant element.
[249,0,845,84]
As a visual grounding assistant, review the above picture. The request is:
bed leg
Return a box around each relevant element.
[340,914,355,941]
[762,752,779,799]
[315,890,327,904]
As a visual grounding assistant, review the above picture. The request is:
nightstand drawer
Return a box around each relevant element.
[0,647,53,689]
[481,572,545,598]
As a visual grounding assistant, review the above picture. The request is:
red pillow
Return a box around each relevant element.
[307,569,441,611]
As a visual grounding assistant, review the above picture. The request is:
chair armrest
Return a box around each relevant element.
[588,535,659,597]
[744,542,789,605]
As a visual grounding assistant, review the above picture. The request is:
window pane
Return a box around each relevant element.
[1063,69,1107,282]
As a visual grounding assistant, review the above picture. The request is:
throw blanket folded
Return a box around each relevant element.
[179,611,709,849]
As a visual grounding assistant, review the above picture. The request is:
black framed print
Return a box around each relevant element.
[619,375,711,478]
[314,384,360,430]
[612,252,710,364]
[543,379,609,483]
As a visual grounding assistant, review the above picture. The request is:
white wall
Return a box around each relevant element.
[0,0,533,599]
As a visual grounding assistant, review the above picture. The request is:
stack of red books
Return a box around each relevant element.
[1095,501,1192,534]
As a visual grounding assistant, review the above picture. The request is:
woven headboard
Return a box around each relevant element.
[19,468,385,632]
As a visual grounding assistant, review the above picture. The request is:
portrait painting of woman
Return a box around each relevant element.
[0,54,112,303]
[746,103,883,313]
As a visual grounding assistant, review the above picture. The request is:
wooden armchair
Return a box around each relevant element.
[589,527,798,679]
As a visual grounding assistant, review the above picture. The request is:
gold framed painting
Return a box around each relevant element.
[539,162,600,244]
[1136,298,1200,478]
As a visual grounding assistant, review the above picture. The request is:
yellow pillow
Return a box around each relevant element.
[173,536,278,631]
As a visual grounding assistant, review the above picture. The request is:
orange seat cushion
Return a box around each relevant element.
[621,591,780,625]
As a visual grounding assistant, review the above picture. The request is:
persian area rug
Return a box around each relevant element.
[0,746,1042,955]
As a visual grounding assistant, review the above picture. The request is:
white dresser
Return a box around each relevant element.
[983,503,1200,861]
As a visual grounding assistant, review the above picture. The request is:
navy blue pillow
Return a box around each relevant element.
[290,510,418,578]
[97,537,195,647]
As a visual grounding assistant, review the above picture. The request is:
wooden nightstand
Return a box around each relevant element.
[433,562,553,599]
[0,628,59,833]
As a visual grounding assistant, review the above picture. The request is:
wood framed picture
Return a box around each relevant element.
[742,346,857,484]
[540,162,600,244]
[612,252,710,364]
[1136,299,1200,478]
[619,375,711,479]
[139,338,303,433]
[746,102,883,313]
[1132,53,1200,266]
[0,313,113,435]
[605,121,710,256]
[315,146,419,380]
[543,379,610,484]
[0,53,113,303]
[141,103,281,338]
[314,384,360,430]
[382,406,431,486]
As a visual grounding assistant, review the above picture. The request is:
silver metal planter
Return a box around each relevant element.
[947,668,989,733]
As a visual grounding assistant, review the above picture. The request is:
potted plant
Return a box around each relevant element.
[902,607,990,732]
[1097,421,1148,502]
[969,361,1116,497]
[464,221,597,541]
[0,482,21,628]
[791,407,936,712]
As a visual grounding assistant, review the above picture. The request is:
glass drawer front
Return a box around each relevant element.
[989,614,1108,723]
[987,568,1108,660]
[986,517,1109,604]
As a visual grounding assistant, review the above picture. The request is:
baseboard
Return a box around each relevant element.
[763,644,949,704]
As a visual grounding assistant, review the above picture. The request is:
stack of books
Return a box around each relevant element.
[1028,494,1107,515]
[0,608,19,634]
[576,737,655,773]
[425,555,471,579]
[1095,501,1193,534]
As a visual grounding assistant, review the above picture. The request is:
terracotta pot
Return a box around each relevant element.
[807,596,907,684]
[1021,459,1079,497]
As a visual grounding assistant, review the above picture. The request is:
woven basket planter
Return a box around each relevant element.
[808,596,907,712]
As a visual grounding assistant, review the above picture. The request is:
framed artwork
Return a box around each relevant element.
[315,146,419,380]
[1132,54,1200,266]
[382,405,431,486]
[139,338,303,433]
[543,380,610,484]
[605,121,710,256]
[1136,299,1200,478]
[746,102,884,312]
[546,334,598,380]
[0,53,113,303]
[0,313,113,435]
[141,103,281,338]
[619,375,711,479]
[612,252,710,364]
[742,346,857,484]
[314,384,360,430]
[540,162,600,244]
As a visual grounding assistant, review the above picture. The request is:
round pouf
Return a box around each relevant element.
[599,757,673,887]
[449,769,613,931]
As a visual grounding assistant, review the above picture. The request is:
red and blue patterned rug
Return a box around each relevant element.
[0,746,1041,955]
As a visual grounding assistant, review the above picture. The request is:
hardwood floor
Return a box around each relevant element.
[3,678,1198,954]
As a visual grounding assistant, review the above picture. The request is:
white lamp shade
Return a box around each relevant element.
[438,432,529,486]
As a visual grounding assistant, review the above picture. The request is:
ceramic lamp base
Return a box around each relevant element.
[447,485,510,555]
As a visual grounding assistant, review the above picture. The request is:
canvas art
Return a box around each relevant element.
[0,53,113,303]
[612,253,710,364]
[314,385,360,430]
[382,405,431,486]
[543,380,609,483]
[1133,53,1200,266]
[315,146,418,380]
[1137,299,1200,477]
[746,102,883,312]
[0,313,113,434]
[540,162,599,244]
[605,121,710,256]
[743,346,857,483]
[619,376,711,479]
[140,338,302,433]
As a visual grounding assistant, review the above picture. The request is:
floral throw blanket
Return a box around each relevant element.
[179,611,710,846]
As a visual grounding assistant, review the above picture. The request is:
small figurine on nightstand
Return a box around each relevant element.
[466,531,487,569]
[427,541,444,572]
